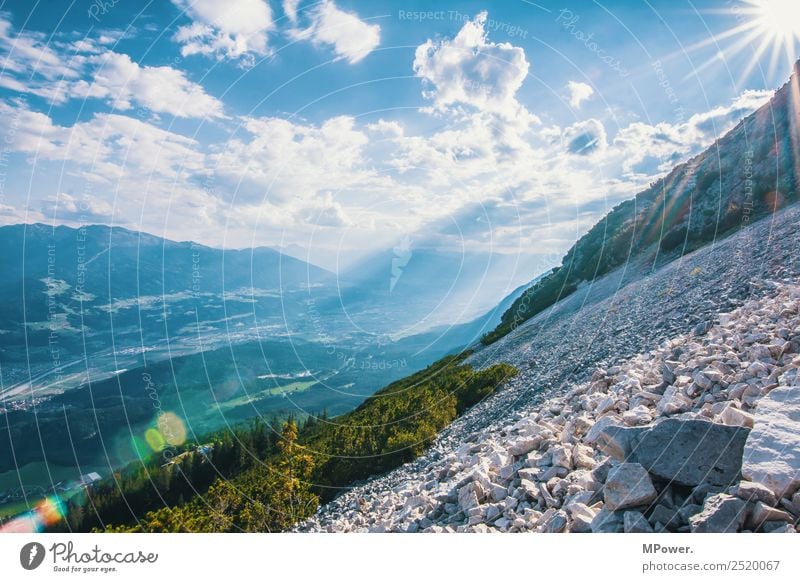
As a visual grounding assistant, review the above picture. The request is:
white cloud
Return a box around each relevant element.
[413,11,533,122]
[0,15,77,81]
[567,81,594,109]
[0,100,205,181]
[302,192,350,227]
[41,192,114,221]
[367,119,404,137]
[612,89,772,175]
[211,114,374,203]
[0,15,223,118]
[292,0,380,64]
[564,119,607,156]
[0,99,225,240]
[171,0,274,63]
[283,0,301,24]
[77,51,224,118]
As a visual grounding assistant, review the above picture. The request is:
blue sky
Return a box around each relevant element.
[0,0,797,270]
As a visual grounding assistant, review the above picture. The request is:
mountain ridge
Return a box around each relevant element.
[483,60,800,344]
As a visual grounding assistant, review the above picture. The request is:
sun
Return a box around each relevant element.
[689,0,800,84]
[742,0,800,60]
[749,0,800,41]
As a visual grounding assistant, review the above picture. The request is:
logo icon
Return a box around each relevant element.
[20,542,46,570]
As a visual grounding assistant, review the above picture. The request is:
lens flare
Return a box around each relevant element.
[158,412,187,446]
[690,0,800,84]
[0,495,65,533]
[129,435,150,460]
[36,496,66,526]
[144,427,167,451]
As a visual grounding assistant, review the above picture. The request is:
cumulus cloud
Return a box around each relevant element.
[0,100,205,181]
[302,192,350,227]
[0,15,76,82]
[564,119,607,156]
[77,51,225,118]
[567,81,594,109]
[0,14,81,103]
[612,89,772,175]
[689,89,772,135]
[211,114,374,203]
[291,0,380,64]
[41,192,114,222]
[413,11,533,121]
[171,0,274,64]
[0,99,225,240]
[0,15,223,118]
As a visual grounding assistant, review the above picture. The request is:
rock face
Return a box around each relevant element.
[742,385,800,498]
[626,419,749,487]
[296,271,800,534]
[603,463,657,510]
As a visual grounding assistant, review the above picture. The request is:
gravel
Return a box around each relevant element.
[296,204,800,532]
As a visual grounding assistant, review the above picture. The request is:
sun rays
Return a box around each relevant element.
[688,0,800,85]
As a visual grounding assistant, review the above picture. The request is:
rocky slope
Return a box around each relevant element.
[297,203,800,533]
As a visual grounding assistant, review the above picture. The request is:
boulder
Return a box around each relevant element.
[656,386,693,416]
[623,405,652,426]
[731,481,778,506]
[720,405,755,428]
[624,511,654,533]
[590,508,625,533]
[458,481,485,511]
[517,467,540,481]
[741,385,800,498]
[584,416,623,447]
[591,458,614,483]
[627,418,749,487]
[592,424,638,460]
[572,444,597,469]
[596,396,617,415]
[648,504,682,530]
[538,510,568,533]
[747,501,795,530]
[690,494,748,533]
[603,463,658,510]
[569,513,594,533]
[509,437,541,456]
[518,479,539,501]
[567,502,597,525]
[551,445,572,469]
[660,362,676,385]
